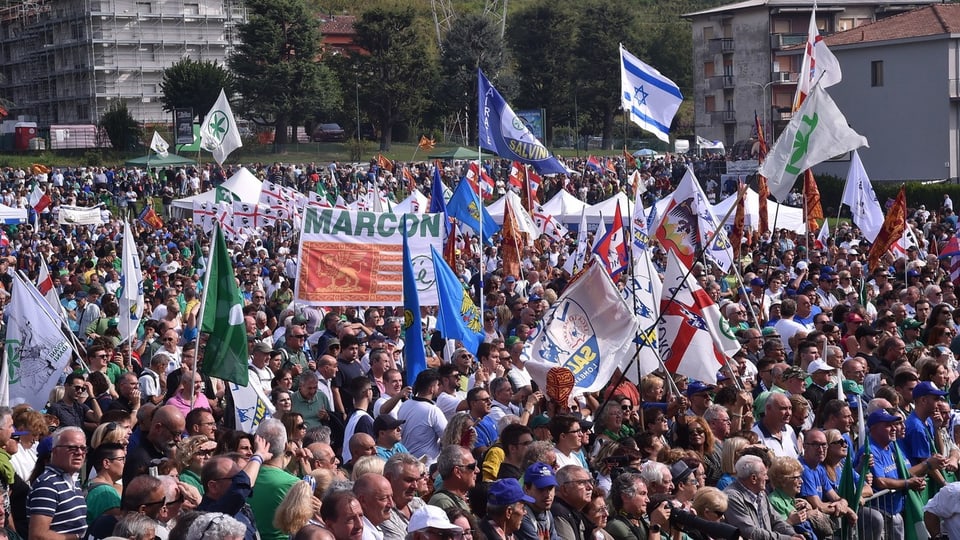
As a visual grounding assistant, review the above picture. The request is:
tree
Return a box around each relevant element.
[228,0,342,148]
[348,6,436,151]
[99,101,141,151]
[435,13,509,143]
[506,0,577,145]
[159,59,235,121]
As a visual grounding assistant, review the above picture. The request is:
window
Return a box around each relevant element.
[703,26,715,40]
[705,95,716,113]
[838,18,855,31]
[871,60,884,87]
[704,61,715,78]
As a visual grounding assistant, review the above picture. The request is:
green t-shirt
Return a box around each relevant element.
[179,468,204,495]
[248,466,299,540]
[85,482,121,525]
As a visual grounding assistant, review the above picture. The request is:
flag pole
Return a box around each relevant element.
[14,271,87,368]
[192,223,219,411]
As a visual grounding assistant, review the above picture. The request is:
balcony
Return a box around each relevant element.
[712,110,737,124]
[708,37,735,54]
[772,71,795,84]
[770,33,806,50]
[708,74,736,91]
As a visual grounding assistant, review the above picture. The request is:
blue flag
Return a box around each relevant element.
[477,69,567,175]
[430,166,448,215]
[446,179,500,245]
[431,246,484,354]
[402,224,427,384]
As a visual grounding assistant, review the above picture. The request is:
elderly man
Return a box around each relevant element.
[753,392,799,458]
[355,473,394,540]
[124,405,185,485]
[249,418,300,540]
[291,371,329,431]
[639,461,674,496]
[197,435,273,540]
[724,455,805,540]
[551,465,593,540]
[27,426,88,539]
[427,445,475,513]
[605,473,671,540]
[381,453,427,540]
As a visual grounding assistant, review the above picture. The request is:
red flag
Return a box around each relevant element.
[731,182,747,261]
[624,146,637,169]
[867,186,906,270]
[508,161,524,190]
[586,155,603,173]
[138,206,164,230]
[466,162,495,200]
[605,158,617,175]
[803,169,824,231]
[402,166,417,194]
[444,219,460,270]
[527,169,541,204]
[592,203,629,278]
[376,153,394,171]
[501,199,525,279]
[417,135,436,151]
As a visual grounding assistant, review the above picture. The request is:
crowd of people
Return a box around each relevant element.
[0,152,957,540]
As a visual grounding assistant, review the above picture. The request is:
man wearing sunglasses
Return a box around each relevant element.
[27,426,88,539]
[48,372,102,433]
[428,445,476,514]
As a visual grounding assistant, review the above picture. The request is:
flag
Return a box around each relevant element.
[659,250,740,383]
[563,208,590,276]
[402,166,417,194]
[803,169,824,231]
[28,183,51,213]
[867,185,906,270]
[376,153,394,172]
[892,225,923,259]
[622,247,663,380]
[759,85,868,202]
[229,380,275,434]
[444,219,460,270]
[756,111,771,236]
[524,260,640,394]
[4,274,75,410]
[138,205,164,230]
[215,185,240,203]
[815,219,830,250]
[150,131,170,158]
[892,441,929,540]
[624,146,637,169]
[630,185,651,258]
[36,258,59,315]
[586,156,603,174]
[526,169,541,212]
[199,225,249,386]
[533,206,568,243]
[731,182,747,261]
[200,88,242,165]
[446,178,500,245]
[501,198,525,279]
[403,223,428,383]
[592,203,629,278]
[508,161,524,190]
[794,7,843,110]
[465,162,495,200]
[118,220,144,345]
[654,167,734,272]
[430,247,483,353]
[605,158,617,175]
[429,167,448,215]
[417,135,436,151]
[842,150,885,243]
[620,44,683,143]
[477,69,568,175]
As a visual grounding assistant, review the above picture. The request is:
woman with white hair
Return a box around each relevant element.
[186,512,247,540]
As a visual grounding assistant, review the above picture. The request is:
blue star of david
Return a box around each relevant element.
[679,306,708,331]
[634,86,649,106]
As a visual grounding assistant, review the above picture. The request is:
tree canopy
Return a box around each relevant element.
[159,59,235,122]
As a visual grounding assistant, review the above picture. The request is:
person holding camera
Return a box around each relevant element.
[605,473,674,540]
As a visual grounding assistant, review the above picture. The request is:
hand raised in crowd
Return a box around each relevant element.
[253,434,274,462]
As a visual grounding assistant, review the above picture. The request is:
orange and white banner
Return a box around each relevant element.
[294,208,445,306]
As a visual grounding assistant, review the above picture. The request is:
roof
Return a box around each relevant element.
[823,4,960,46]
[684,0,936,18]
[319,15,356,36]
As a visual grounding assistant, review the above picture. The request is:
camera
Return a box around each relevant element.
[647,496,740,540]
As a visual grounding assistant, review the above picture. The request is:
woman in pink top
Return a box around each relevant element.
[166,369,210,416]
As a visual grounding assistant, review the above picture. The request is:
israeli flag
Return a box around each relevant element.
[620,44,683,143]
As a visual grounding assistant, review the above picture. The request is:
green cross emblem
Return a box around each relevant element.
[207,110,230,144]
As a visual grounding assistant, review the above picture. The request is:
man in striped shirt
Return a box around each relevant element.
[27,426,88,540]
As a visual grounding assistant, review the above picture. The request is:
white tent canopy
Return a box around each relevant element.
[540,190,588,223]
[712,188,806,233]
[171,167,263,212]
[393,190,429,214]
[0,205,27,224]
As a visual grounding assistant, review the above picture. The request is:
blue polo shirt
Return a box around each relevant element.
[903,412,936,466]
[799,460,831,500]
[856,438,903,514]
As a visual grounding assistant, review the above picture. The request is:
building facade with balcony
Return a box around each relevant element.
[684,0,936,150]
[813,4,960,181]
[0,0,245,125]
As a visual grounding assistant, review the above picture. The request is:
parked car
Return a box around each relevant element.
[312,123,346,142]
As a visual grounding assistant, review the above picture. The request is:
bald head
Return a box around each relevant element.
[308,442,339,470]
[349,433,376,461]
[149,405,185,449]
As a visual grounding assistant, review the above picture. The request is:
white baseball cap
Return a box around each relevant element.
[408,505,464,534]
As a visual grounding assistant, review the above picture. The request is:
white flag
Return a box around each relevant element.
[150,131,169,158]
[621,248,663,381]
[563,208,589,276]
[841,150,884,243]
[816,219,830,249]
[524,260,640,394]
[5,275,74,410]
[759,85,868,202]
[795,8,842,108]
[620,44,682,143]
[118,220,144,345]
[200,88,243,165]
[229,380,276,434]
[58,205,104,225]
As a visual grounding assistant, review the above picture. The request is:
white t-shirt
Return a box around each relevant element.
[436,390,465,421]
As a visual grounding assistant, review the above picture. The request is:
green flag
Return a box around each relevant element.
[893,441,929,540]
[215,185,239,203]
[199,225,249,385]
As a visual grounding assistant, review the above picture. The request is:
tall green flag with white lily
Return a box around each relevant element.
[199,224,249,386]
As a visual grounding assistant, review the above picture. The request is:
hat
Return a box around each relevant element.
[373,415,405,434]
[907,269,921,278]
[799,281,816,293]
[912,381,948,400]
[782,366,806,380]
[846,313,864,323]
[842,379,864,396]
[901,318,923,331]
[685,381,715,397]
[325,338,340,349]
[75,291,88,299]
[292,314,308,325]
[530,415,551,429]
[796,261,809,271]
[253,342,273,354]
[669,461,693,485]
[11,430,28,438]
[36,436,53,458]
[505,276,516,283]
[820,266,836,275]
[867,409,901,427]
[524,462,559,489]
[529,294,543,304]
[505,336,521,348]
[806,359,834,374]
[408,505,464,534]
[750,277,765,287]
[855,325,881,339]
[762,327,781,338]
[489,478,536,505]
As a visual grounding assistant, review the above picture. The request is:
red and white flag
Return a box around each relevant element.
[532,205,568,243]
[794,7,843,110]
[592,203,629,278]
[466,162,495,200]
[815,219,830,250]
[658,250,740,383]
[508,161,524,190]
[29,183,51,213]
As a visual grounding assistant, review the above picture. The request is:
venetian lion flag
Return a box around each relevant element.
[659,250,740,383]
[867,185,906,270]
[200,88,242,166]
[199,225,249,386]
[524,259,640,394]
[760,85,867,202]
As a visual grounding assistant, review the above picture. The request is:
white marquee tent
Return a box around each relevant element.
[171,167,263,213]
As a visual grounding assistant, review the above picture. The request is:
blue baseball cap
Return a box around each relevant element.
[867,409,901,427]
[489,478,536,505]
[524,462,559,489]
[685,381,715,397]
[912,381,948,400]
